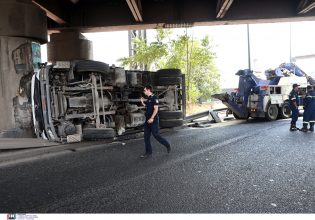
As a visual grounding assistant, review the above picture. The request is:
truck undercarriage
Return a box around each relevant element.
[32,60,185,143]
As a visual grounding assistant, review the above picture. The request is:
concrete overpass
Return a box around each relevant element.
[1,0,315,138]
[34,0,315,35]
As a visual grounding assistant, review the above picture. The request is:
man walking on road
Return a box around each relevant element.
[140,85,171,158]
[289,83,300,131]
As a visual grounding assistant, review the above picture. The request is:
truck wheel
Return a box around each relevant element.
[75,60,110,74]
[157,69,182,77]
[265,103,278,121]
[279,101,291,119]
[158,77,182,86]
[141,71,150,85]
[159,111,183,120]
[160,119,184,128]
[82,128,115,140]
[148,72,158,86]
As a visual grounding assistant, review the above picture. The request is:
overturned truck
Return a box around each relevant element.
[213,63,315,121]
[32,60,185,143]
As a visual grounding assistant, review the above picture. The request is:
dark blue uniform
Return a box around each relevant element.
[303,90,315,131]
[289,89,299,128]
[144,95,170,155]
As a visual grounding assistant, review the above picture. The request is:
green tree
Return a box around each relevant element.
[119,29,220,103]
[118,29,169,70]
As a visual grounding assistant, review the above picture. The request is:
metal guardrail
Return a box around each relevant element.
[184,107,228,122]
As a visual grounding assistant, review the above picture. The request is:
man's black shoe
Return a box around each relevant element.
[140,153,152,159]
[166,145,171,153]
[310,127,314,132]
[290,127,298,131]
[300,127,308,132]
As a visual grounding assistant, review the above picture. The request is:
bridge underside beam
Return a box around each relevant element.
[32,0,72,25]
[298,0,315,14]
[216,0,234,19]
[126,0,143,22]
[31,0,315,33]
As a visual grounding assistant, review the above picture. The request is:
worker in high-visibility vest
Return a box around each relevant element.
[301,85,315,132]
[289,84,300,131]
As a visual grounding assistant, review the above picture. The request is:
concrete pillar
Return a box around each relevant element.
[47,31,93,62]
[0,1,47,137]
[0,0,47,43]
[0,37,34,137]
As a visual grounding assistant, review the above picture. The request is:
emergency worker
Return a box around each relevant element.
[301,85,315,132]
[140,85,171,158]
[289,83,300,131]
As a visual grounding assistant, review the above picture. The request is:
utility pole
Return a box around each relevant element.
[289,22,292,63]
[247,24,251,70]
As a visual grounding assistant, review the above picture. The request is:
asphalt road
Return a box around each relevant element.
[0,118,314,213]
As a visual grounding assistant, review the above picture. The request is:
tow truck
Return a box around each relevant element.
[213,63,315,120]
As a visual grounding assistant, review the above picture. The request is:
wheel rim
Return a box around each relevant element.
[282,104,291,118]
[268,105,278,120]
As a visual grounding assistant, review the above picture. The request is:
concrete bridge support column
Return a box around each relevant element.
[0,0,47,137]
[47,31,93,62]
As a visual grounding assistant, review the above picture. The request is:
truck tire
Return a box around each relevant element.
[157,69,182,77]
[279,101,291,119]
[75,60,110,74]
[148,72,158,86]
[158,77,182,86]
[159,111,183,120]
[160,119,184,128]
[265,103,278,121]
[141,72,150,85]
[82,128,115,140]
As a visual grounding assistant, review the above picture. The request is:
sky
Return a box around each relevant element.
[41,21,315,89]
